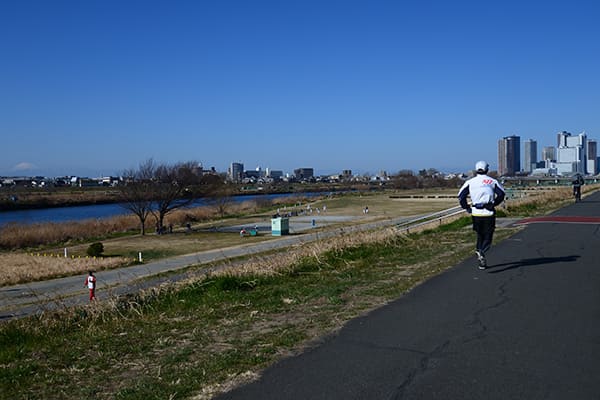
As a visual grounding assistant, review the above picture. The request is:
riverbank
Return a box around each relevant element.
[0,187,121,211]
[0,183,365,212]
[0,194,302,249]
[0,186,360,227]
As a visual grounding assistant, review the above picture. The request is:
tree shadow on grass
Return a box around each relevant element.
[487,255,580,274]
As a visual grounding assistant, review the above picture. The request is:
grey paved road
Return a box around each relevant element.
[216,193,600,400]
[0,209,463,319]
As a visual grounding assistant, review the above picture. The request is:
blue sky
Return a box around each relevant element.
[1,0,600,177]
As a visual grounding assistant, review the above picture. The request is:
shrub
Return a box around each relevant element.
[86,242,104,257]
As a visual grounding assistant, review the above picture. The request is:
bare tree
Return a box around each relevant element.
[150,161,204,232]
[118,159,156,235]
[206,184,236,218]
[118,159,229,234]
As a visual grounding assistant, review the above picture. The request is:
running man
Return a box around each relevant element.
[458,161,506,269]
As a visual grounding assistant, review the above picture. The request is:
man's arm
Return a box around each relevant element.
[493,184,505,206]
[457,184,471,212]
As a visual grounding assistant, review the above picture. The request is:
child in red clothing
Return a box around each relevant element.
[85,271,96,301]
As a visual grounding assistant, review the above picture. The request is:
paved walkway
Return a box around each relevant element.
[216,192,600,400]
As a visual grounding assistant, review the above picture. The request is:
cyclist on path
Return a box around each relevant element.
[572,173,584,202]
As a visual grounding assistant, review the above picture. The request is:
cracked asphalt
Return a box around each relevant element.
[216,192,600,400]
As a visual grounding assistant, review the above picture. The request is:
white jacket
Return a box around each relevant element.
[457,174,505,217]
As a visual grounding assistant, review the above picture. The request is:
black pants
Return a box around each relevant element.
[472,215,495,254]
[573,185,581,200]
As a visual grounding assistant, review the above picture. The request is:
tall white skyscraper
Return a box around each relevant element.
[556,131,586,175]
[587,140,597,175]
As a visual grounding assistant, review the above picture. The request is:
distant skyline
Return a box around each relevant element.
[2,1,600,177]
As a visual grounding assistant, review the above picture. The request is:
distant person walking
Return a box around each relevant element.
[84,271,97,301]
[458,161,506,269]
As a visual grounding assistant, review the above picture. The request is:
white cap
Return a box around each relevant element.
[475,161,489,173]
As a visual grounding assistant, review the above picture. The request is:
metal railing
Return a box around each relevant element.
[396,206,466,234]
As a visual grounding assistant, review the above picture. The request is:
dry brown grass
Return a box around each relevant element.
[504,184,599,212]
[509,186,569,202]
[0,252,131,286]
[218,213,465,279]
[0,215,139,249]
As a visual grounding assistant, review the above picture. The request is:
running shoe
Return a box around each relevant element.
[475,250,487,270]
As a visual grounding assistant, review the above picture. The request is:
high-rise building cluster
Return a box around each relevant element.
[228,162,320,183]
[498,131,598,177]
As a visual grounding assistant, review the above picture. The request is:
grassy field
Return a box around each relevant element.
[0,190,458,286]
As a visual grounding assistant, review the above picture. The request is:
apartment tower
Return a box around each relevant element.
[498,135,521,176]
[229,162,244,182]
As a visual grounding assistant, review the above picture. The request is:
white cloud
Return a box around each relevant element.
[13,162,38,171]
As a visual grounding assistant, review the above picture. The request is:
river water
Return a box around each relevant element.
[0,192,324,226]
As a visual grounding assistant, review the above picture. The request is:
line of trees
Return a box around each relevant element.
[390,169,464,190]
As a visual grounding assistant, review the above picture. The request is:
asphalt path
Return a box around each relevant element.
[0,208,463,320]
[216,192,600,400]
